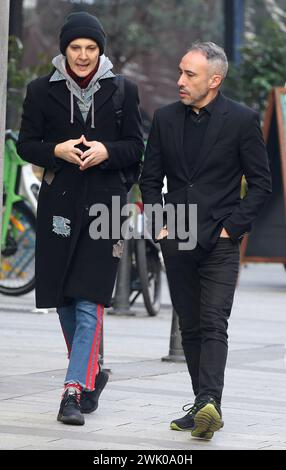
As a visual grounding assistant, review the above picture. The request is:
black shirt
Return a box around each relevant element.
[183,93,219,177]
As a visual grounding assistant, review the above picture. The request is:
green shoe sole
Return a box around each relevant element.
[191,404,223,440]
[170,422,193,432]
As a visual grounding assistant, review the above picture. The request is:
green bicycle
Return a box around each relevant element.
[0,130,39,296]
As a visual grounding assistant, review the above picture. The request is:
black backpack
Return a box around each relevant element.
[112,74,142,192]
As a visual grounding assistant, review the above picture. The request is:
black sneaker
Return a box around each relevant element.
[170,402,202,431]
[80,367,109,414]
[57,388,85,425]
[191,397,223,440]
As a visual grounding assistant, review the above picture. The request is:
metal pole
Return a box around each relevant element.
[108,237,136,315]
[108,189,137,316]
[7,0,24,129]
[224,0,245,65]
[233,0,245,65]
[0,0,10,265]
[9,0,23,39]
[162,308,185,362]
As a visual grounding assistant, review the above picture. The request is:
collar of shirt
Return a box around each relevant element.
[186,91,220,118]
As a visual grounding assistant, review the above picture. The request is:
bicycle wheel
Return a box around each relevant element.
[135,238,162,316]
[0,201,36,296]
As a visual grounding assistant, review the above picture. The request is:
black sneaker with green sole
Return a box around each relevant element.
[191,397,223,440]
[170,402,200,431]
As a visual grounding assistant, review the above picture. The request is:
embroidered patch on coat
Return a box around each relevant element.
[112,239,124,258]
[52,216,71,237]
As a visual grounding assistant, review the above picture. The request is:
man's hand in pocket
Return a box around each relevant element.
[220,227,230,238]
[156,226,169,240]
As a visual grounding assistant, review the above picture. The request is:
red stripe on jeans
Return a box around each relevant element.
[85,304,101,390]
[90,304,104,388]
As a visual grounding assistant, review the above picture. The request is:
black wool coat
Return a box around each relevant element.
[17,73,144,308]
[140,92,272,251]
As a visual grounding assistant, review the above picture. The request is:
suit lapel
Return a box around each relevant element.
[189,93,229,180]
[172,102,190,178]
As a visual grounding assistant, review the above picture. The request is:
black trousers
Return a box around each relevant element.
[160,237,240,404]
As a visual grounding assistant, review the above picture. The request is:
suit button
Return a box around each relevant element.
[189,184,194,188]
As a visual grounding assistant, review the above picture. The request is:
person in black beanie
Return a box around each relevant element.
[60,11,106,57]
[17,11,144,426]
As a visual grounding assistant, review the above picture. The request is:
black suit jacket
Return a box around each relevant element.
[139,92,272,251]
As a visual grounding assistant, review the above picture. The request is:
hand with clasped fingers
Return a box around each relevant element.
[54,135,109,170]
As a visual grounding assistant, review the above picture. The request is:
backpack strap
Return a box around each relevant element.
[112,75,128,187]
[112,74,125,129]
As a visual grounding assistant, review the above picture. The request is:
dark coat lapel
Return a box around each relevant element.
[172,102,190,178]
[48,78,118,127]
[86,78,117,125]
[48,80,85,125]
[189,93,229,180]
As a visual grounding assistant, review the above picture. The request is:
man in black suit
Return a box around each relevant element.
[139,42,272,440]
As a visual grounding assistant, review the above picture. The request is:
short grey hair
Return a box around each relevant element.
[188,41,228,80]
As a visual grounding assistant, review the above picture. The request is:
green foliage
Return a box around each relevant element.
[7,35,51,129]
[68,0,223,70]
[224,20,286,113]
[8,35,51,90]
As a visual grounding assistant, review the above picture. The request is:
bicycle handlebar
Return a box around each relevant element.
[5,129,18,142]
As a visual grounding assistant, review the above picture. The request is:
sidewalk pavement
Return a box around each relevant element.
[0,264,286,450]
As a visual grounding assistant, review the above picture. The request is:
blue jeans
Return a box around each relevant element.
[57,299,104,391]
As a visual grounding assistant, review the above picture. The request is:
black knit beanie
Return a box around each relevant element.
[60,12,106,56]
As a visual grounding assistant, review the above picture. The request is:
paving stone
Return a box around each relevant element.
[0,263,285,450]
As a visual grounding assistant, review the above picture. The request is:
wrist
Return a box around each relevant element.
[54,144,61,158]
[101,144,109,159]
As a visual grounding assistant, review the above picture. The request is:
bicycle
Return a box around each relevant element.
[110,185,164,317]
[133,203,163,316]
[0,130,39,296]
